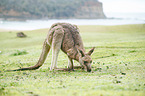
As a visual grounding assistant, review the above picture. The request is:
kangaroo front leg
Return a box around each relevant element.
[67,57,74,71]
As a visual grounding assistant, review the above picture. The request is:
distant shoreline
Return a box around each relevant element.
[0,23,145,32]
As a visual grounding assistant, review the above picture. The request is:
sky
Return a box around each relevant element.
[99,0,145,13]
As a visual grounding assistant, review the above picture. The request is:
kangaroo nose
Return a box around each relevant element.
[86,64,91,72]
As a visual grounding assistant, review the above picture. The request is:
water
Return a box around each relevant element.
[0,12,145,30]
[106,12,145,20]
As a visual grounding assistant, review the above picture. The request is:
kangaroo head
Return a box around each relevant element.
[78,47,95,72]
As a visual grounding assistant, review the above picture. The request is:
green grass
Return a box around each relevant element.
[0,24,145,96]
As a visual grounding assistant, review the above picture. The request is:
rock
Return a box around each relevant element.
[17,32,27,38]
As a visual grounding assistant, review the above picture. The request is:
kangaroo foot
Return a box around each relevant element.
[74,66,84,69]
[54,68,69,71]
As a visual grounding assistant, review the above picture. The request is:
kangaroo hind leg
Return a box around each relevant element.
[50,26,64,71]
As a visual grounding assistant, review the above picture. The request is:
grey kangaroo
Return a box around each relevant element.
[7,23,95,72]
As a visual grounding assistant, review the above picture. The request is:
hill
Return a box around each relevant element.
[0,0,106,20]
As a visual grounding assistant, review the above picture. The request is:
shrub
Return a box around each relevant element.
[11,50,28,56]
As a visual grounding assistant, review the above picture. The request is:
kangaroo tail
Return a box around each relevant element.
[6,39,50,72]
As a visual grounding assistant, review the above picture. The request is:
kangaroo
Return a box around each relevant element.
[7,23,95,72]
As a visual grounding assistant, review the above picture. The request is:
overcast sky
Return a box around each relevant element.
[99,0,145,13]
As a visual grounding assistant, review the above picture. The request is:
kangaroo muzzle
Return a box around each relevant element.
[86,64,91,72]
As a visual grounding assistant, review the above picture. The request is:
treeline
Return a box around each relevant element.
[0,0,105,19]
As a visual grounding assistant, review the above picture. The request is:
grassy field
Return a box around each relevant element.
[0,24,145,96]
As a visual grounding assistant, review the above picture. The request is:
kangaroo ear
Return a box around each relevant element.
[77,49,85,57]
[87,47,95,55]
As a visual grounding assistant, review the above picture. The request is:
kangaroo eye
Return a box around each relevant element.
[84,61,88,64]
